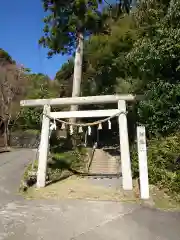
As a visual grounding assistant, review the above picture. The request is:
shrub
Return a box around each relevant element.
[131,133,180,198]
[137,81,180,137]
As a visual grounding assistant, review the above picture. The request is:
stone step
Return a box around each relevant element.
[89,149,120,175]
[89,168,119,172]
[90,164,118,169]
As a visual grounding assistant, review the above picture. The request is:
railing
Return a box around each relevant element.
[86,142,97,172]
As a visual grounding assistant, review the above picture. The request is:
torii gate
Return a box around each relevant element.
[20,94,144,193]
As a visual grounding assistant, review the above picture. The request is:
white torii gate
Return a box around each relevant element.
[20,94,141,191]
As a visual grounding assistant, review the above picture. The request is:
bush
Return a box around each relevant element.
[21,147,88,192]
[51,149,84,171]
[131,133,180,198]
[137,81,180,137]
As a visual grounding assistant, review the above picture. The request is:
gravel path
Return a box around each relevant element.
[0,149,180,240]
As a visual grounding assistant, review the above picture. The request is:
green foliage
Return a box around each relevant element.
[127,27,180,82]
[16,73,59,130]
[82,16,136,96]
[126,0,180,136]
[39,0,109,56]
[23,159,39,182]
[55,59,74,97]
[46,0,180,139]
[47,148,87,181]
[51,150,82,171]
[55,16,136,99]
[17,108,42,130]
[26,73,58,99]
[128,1,180,199]
[133,0,169,32]
[131,134,180,199]
[137,81,180,136]
[128,0,180,79]
[39,0,133,57]
[23,129,40,135]
[0,48,15,64]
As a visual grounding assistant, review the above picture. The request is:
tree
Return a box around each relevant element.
[126,0,180,136]
[55,59,74,98]
[39,0,110,56]
[39,0,111,126]
[0,48,15,65]
[39,1,134,125]
[0,52,26,147]
[16,73,59,130]
[82,16,136,97]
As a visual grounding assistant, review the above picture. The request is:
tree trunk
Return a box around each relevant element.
[69,33,83,148]
[70,32,84,123]
[3,120,8,148]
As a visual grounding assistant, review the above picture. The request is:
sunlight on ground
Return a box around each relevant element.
[26,176,138,202]
[150,185,180,211]
[23,176,180,211]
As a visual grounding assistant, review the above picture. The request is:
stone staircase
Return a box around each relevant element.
[89,148,120,176]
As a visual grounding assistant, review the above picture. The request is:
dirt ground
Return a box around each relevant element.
[24,175,180,210]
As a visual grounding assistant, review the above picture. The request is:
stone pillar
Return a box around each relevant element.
[37,105,50,188]
[118,100,133,190]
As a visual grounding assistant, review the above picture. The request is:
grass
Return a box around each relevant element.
[23,159,38,180]
[20,147,88,192]
[149,185,180,210]
[48,147,88,181]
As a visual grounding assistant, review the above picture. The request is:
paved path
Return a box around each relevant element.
[0,149,180,240]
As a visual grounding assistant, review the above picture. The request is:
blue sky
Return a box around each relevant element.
[0,0,69,79]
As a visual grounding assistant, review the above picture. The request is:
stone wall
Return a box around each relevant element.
[10,131,40,148]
